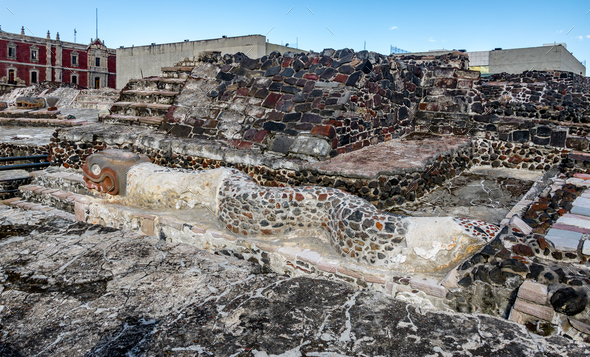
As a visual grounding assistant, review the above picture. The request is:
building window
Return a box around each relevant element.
[30,70,38,84]
[7,43,16,59]
[71,74,78,85]
[95,57,100,67]
[30,45,39,62]
[71,51,79,67]
[8,69,16,83]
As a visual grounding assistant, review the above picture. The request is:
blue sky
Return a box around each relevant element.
[2,1,589,70]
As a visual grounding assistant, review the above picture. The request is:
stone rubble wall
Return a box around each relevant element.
[418,69,590,152]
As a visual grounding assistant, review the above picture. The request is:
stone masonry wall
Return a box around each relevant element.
[161,50,478,160]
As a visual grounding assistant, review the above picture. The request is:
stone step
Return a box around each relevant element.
[119,90,178,105]
[127,77,186,92]
[99,114,164,127]
[3,196,76,221]
[0,117,89,127]
[18,184,92,214]
[110,102,171,117]
[0,109,60,119]
[70,101,114,109]
[121,89,179,97]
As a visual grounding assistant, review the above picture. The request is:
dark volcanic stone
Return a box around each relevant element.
[550,287,588,316]
[345,71,362,87]
[263,121,286,131]
[265,66,281,77]
[458,275,472,287]
[501,259,528,273]
[489,267,506,285]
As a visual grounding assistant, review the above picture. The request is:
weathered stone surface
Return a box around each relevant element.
[0,207,588,356]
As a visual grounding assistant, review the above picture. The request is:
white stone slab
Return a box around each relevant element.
[544,235,580,252]
[556,215,590,230]
[573,197,590,209]
[545,228,584,241]
[571,206,590,217]
[583,240,590,256]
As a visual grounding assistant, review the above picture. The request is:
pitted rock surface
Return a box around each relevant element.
[0,206,589,356]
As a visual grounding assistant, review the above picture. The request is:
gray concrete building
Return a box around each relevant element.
[116,35,298,89]
[395,44,586,77]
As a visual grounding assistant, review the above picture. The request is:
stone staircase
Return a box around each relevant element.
[2,168,90,220]
[99,60,195,128]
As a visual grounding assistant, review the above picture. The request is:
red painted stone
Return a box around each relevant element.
[318,193,328,201]
[512,244,534,257]
[267,111,284,121]
[253,130,268,143]
[303,74,318,80]
[295,193,304,201]
[263,93,282,108]
[334,74,348,83]
[282,58,293,67]
[311,125,336,138]
[236,87,249,96]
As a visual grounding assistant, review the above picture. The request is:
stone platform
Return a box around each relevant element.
[311,134,471,178]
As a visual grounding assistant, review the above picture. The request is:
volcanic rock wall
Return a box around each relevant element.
[416,69,590,151]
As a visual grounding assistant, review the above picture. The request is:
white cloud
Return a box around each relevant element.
[389,26,398,30]
[587,35,590,38]
[576,35,584,40]
[428,37,436,42]
[557,29,563,33]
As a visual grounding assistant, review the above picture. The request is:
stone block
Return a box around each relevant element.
[364,275,386,284]
[509,216,533,236]
[544,235,580,252]
[410,276,447,298]
[289,135,331,159]
[337,266,362,279]
[297,249,321,264]
[277,246,303,261]
[142,218,155,236]
[316,259,338,273]
[569,318,590,335]
[191,226,206,234]
[508,309,529,324]
[513,298,554,321]
[582,240,590,256]
[441,268,459,290]
[518,280,548,305]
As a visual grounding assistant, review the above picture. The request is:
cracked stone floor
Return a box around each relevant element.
[0,207,588,356]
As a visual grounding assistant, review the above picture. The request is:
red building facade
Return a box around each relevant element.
[0,27,116,89]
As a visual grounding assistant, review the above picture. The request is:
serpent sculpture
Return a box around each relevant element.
[82,149,500,273]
